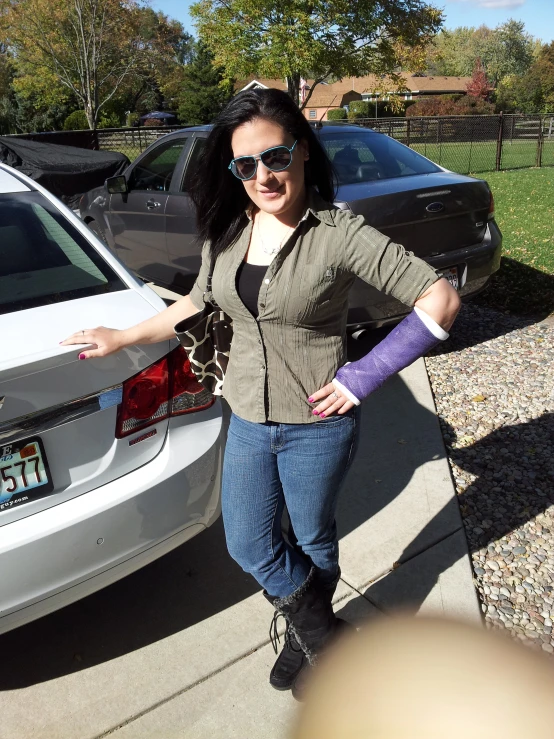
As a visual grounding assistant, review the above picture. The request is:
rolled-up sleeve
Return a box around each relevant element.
[342,212,440,306]
[189,240,211,311]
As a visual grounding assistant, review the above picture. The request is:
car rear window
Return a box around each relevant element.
[0,191,125,315]
[320,130,441,185]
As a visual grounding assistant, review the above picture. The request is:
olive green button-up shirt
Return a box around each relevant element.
[189,189,439,424]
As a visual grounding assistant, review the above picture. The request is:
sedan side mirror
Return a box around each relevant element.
[106,175,128,194]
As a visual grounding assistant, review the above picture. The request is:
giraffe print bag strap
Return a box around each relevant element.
[174,258,233,396]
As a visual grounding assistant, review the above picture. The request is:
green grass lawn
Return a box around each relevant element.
[411,140,554,174]
[471,168,554,316]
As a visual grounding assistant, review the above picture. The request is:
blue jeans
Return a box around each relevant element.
[221,411,360,598]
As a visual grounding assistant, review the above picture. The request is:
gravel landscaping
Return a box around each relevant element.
[425,302,554,655]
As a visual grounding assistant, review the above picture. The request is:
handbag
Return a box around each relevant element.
[174,256,233,396]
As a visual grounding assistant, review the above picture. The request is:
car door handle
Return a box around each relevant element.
[146,199,161,209]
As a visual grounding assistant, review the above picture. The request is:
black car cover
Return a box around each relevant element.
[0,136,129,209]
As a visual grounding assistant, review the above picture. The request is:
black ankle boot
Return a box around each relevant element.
[264,568,341,691]
[291,615,352,701]
[271,569,336,668]
[266,612,305,691]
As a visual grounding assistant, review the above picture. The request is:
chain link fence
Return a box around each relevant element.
[95,126,186,161]
[348,114,554,174]
[9,114,554,175]
[8,125,186,162]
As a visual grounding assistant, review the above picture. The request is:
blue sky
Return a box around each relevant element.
[153,0,553,43]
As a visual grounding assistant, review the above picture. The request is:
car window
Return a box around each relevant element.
[0,191,125,315]
[180,138,206,192]
[127,138,187,193]
[320,131,441,185]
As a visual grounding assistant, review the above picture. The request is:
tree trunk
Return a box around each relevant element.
[84,102,95,130]
[286,74,300,106]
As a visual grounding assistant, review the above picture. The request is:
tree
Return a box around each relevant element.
[429,20,536,87]
[496,42,554,113]
[190,0,443,107]
[172,42,233,125]
[0,47,16,133]
[466,59,490,99]
[1,0,180,129]
[118,8,195,113]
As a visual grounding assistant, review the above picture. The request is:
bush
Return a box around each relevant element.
[144,117,164,127]
[98,112,122,129]
[126,112,140,127]
[347,100,372,119]
[63,110,89,130]
[456,95,495,115]
[327,108,347,121]
[406,94,495,117]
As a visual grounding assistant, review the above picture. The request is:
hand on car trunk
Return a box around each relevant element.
[59,293,201,358]
[59,326,125,359]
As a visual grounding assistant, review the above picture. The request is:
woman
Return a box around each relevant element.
[61,89,460,698]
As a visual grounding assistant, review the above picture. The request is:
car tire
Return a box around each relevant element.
[87,219,108,245]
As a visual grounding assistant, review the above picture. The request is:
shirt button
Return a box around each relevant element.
[259,303,265,309]
[264,278,270,284]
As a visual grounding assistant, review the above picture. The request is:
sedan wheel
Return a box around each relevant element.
[87,219,107,245]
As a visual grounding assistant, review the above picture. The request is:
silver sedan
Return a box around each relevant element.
[0,163,223,635]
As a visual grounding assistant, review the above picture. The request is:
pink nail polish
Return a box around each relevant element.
[308,397,314,403]
[313,410,320,416]
[320,413,326,418]
[79,354,86,360]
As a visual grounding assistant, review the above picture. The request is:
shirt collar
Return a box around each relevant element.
[305,187,336,226]
[244,188,336,227]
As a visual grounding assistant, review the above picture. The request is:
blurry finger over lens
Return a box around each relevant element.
[293,615,554,739]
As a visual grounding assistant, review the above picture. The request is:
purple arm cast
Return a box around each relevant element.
[334,308,448,403]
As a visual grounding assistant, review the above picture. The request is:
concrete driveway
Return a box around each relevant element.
[0,325,480,739]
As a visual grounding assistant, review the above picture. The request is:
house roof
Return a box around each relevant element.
[303,89,359,109]
[358,74,473,94]
[235,73,477,108]
[235,77,318,92]
[236,78,288,92]
[304,75,475,106]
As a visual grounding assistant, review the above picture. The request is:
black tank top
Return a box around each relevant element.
[236,261,267,318]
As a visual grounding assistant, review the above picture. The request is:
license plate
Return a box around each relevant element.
[0,437,54,511]
[439,266,459,290]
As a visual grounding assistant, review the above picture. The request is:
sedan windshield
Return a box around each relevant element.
[320,130,441,186]
[0,191,125,315]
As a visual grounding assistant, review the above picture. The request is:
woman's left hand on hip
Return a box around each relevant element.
[308,383,355,418]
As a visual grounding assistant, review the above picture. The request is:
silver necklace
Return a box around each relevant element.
[257,214,293,256]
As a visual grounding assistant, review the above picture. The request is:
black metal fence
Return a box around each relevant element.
[347,114,554,174]
[10,114,554,175]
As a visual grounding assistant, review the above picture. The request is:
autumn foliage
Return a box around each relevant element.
[1,0,182,129]
[406,94,495,117]
[466,58,491,99]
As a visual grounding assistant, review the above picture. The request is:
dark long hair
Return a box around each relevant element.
[188,88,335,259]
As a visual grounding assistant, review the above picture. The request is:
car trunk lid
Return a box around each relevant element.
[338,172,491,258]
[0,289,170,526]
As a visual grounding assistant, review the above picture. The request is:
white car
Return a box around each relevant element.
[0,163,223,635]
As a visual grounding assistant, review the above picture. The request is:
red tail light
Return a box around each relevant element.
[488,190,495,220]
[116,346,215,439]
